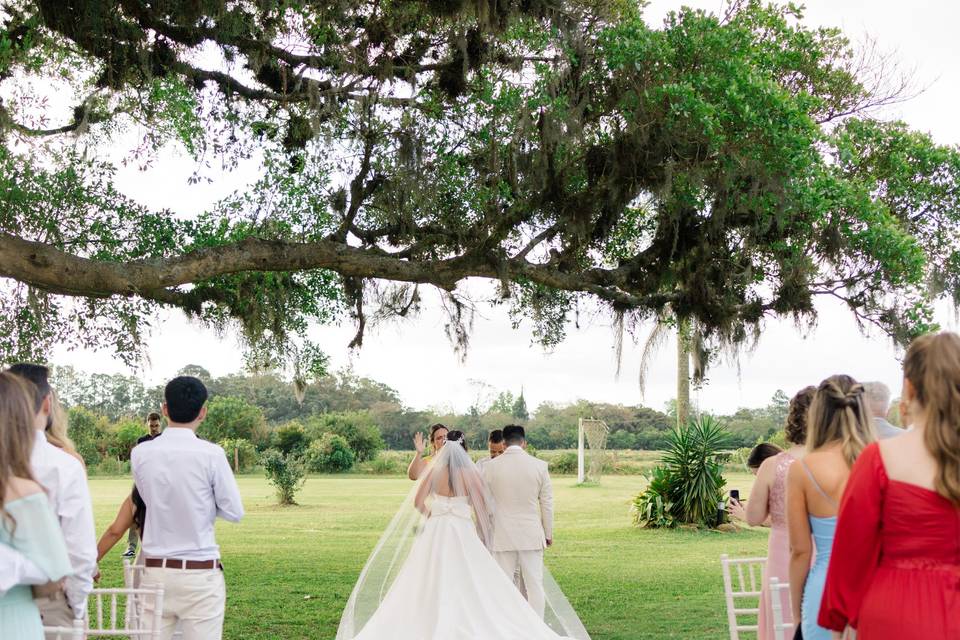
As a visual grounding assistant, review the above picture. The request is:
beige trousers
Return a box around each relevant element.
[494,549,545,618]
[37,592,77,639]
[141,567,226,640]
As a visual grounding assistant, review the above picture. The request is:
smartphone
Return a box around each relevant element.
[730,489,740,502]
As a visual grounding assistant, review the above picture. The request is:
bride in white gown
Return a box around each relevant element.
[336,433,590,640]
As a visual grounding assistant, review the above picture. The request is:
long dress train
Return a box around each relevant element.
[352,496,576,640]
[337,442,589,640]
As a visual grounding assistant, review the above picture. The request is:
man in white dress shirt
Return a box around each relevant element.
[8,363,98,636]
[133,376,244,640]
[482,424,554,618]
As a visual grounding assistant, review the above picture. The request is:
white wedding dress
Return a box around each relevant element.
[336,443,589,640]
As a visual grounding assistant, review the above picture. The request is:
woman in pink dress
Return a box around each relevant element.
[729,386,815,639]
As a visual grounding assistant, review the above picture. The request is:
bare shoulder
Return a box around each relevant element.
[801,448,840,471]
[878,432,934,486]
[4,476,44,501]
[756,454,780,479]
[786,457,804,484]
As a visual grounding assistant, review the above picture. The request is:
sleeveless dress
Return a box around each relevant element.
[758,452,796,640]
[798,462,838,640]
[820,443,960,638]
[350,496,577,640]
[0,493,74,639]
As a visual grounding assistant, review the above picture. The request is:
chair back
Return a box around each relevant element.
[720,554,766,640]
[42,620,84,640]
[768,577,795,640]
[86,586,164,638]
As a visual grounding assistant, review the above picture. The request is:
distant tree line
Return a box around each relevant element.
[52,364,800,475]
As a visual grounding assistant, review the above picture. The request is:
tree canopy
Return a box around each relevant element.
[1,0,957,373]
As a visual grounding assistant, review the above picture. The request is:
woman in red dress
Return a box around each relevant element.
[819,331,960,639]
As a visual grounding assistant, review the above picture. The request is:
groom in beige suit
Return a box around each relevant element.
[482,424,553,618]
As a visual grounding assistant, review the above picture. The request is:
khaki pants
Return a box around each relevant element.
[37,592,78,639]
[494,549,545,618]
[141,567,226,640]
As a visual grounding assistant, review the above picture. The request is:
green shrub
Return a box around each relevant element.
[200,396,270,448]
[108,420,143,461]
[361,455,401,475]
[305,434,355,473]
[68,406,110,466]
[631,416,729,528]
[549,451,578,474]
[275,421,308,456]
[631,466,677,528]
[89,458,131,476]
[306,413,384,462]
[220,438,258,472]
[260,449,306,505]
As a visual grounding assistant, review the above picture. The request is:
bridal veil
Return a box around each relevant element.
[335,442,590,639]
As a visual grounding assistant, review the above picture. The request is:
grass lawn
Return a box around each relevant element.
[90,472,766,639]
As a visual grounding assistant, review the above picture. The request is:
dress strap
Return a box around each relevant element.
[799,460,838,507]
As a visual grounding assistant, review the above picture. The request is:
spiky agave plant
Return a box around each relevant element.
[661,416,729,526]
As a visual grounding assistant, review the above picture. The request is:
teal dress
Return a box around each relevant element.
[0,492,74,639]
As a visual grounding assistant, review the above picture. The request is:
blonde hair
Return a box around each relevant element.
[0,372,41,533]
[44,389,77,455]
[807,374,875,467]
[903,332,960,504]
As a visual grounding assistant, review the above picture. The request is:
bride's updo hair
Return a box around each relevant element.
[445,430,468,451]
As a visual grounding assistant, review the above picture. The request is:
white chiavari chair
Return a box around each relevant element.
[768,577,795,640]
[721,554,767,640]
[42,619,84,640]
[85,586,164,638]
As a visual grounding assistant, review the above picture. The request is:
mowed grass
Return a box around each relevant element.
[90,472,766,639]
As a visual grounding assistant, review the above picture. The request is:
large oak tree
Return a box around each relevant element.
[0,0,957,379]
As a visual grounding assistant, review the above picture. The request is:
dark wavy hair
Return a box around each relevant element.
[785,386,817,445]
[746,443,783,470]
[445,430,467,451]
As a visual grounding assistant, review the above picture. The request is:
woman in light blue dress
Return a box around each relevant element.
[786,375,876,640]
[797,466,839,639]
[0,371,74,639]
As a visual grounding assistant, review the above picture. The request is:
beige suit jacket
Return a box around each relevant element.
[483,446,553,552]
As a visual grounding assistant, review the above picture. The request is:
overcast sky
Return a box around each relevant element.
[52,1,960,415]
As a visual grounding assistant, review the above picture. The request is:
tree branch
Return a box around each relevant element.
[0,231,669,311]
